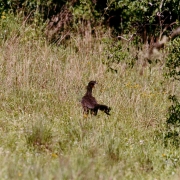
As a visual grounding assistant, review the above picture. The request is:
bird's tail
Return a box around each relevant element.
[94,104,111,115]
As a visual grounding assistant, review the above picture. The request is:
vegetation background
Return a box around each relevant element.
[0,0,180,179]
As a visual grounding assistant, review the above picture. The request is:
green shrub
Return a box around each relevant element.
[164,95,180,147]
[103,38,137,72]
[164,37,180,147]
[166,37,180,80]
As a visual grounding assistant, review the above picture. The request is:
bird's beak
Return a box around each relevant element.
[94,82,97,87]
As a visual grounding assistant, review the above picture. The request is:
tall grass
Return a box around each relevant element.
[0,13,180,180]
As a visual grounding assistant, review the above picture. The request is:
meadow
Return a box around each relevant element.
[0,15,180,180]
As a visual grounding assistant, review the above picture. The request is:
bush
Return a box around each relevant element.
[166,37,180,80]
[103,37,138,72]
[164,95,180,147]
[164,37,180,147]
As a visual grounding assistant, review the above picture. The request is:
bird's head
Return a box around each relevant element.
[88,81,97,88]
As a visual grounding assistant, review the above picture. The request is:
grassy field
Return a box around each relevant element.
[0,17,180,179]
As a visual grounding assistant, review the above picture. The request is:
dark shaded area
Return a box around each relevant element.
[0,0,67,19]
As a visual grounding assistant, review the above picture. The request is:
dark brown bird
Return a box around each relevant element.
[81,81,111,116]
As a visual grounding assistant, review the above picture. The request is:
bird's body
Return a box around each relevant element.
[81,95,97,109]
[81,81,111,116]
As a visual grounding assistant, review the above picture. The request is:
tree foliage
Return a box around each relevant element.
[0,0,179,40]
[0,0,66,19]
[104,0,179,41]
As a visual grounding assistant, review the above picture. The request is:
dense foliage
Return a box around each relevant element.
[0,0,180,42]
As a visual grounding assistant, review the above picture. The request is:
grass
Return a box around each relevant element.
[0,14,180,180]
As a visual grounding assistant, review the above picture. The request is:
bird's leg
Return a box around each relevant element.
[83,107,89,118]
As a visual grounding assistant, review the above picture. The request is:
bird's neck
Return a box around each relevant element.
[85,86,93,96]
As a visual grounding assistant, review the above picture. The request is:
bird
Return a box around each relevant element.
[81,81,111,116]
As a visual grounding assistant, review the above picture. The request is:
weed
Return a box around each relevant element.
[25,119,53,151]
